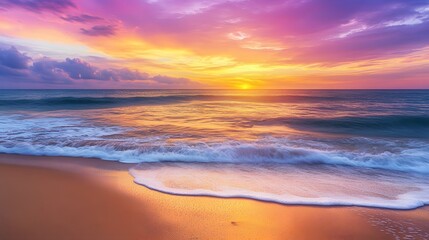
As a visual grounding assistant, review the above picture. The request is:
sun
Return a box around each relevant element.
[239,83,251,90]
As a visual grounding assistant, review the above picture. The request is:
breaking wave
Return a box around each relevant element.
[0,115,428,173]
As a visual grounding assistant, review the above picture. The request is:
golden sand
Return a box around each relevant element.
[0,154,428,240]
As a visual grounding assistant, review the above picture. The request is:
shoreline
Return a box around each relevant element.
[133,181,429,212]
[2,152,428,211]
[1,153,429,239]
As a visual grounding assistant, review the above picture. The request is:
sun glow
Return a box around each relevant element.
[239,83,251,90]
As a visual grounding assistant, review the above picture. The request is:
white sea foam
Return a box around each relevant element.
[130,162,429,209]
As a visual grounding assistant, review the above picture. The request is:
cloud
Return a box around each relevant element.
[98,68,150,81]
[61,14,103,23]
[32,57,149,81]
[228,31,249,41]
[0,0,75,12]
[0,64,29,79]
[0,46,201,88]
[32,58,74,83]
[0,47,69,86]
[92,0,429,65]
[80,25,116,36]
[240,0,428,36]
[56,58,97,79]
[294,21,429,63]
[0,47,31,69]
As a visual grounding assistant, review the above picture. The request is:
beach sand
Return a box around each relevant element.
[0,154,428,240]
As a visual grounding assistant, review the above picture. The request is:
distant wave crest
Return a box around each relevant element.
[249,115,429,138]
[0,94,360,110]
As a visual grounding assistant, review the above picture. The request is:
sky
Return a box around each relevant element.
[0,0,429,89]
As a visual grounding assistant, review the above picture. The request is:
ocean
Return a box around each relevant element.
[0,89,428,209]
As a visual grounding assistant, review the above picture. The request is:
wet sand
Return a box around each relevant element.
[0,154,428,240]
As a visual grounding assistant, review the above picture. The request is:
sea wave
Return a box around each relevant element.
[0,94,385,110]
[250,115,429,138]
[1,115,428,173]
[1,137,428,174]
[0,96,196,110]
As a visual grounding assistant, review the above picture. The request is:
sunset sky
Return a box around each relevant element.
[0,0,429,89]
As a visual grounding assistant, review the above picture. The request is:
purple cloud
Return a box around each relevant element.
[56,58,97,79]
[0,63,29,81]
[61,14,103,23]
[204,0,429,64]
[32,59,74,83]
[0,0,75,12]
[0,47,31,69]
[293,21,429,64]
[80,25,116,36]
[0,46,201,88]
[33,57,148,81]
[98,68,150,81]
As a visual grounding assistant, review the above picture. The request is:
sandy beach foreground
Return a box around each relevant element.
[0,154,428,240]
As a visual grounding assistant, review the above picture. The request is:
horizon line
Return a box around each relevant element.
[1,88,429,91]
